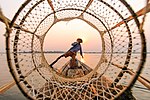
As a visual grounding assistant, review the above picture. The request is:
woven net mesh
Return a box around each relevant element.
[5,0,147,99]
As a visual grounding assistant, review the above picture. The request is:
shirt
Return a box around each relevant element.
[69,42,83,57]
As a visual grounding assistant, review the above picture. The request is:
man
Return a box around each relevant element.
[50,38,84,68]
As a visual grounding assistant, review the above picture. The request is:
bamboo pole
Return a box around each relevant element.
[109,2,150,31]
[0,14,33,34]
[47,0,57,18]
[80,0,94,16]
[0,6,33,34]
[0,81,16,94]
[111,62,150,90]
[0,6,10,32]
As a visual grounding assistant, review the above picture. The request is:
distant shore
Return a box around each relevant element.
[0,51,150,54]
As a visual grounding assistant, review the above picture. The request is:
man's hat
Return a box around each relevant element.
[77,38,83,43]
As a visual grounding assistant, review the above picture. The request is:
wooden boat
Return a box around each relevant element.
[37,59,135,100]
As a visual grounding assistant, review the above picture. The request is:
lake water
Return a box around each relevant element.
[0,53,150,100]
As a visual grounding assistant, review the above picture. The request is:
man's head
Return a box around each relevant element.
[77,38,83,43]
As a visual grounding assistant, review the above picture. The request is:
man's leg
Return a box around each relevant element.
[71,54,77,68]
[49,55,64,68]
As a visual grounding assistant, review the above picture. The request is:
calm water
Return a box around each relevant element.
[0,53,150,100]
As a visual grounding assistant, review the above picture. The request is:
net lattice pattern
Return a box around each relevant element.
[5,0,147,99]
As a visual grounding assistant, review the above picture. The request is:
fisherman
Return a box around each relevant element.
[50,38,84,68]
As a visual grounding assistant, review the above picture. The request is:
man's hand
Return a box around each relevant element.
[82,55,84,58]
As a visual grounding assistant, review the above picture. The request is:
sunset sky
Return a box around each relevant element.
[0,0,150,52]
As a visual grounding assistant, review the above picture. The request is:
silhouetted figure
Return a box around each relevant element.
[50,38,83,68]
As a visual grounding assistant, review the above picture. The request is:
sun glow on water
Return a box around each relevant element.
[80,57,85,63]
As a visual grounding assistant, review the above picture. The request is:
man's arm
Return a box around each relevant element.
[80,45,83,58]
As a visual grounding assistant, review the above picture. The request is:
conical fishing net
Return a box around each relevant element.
[5,0,148,99]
